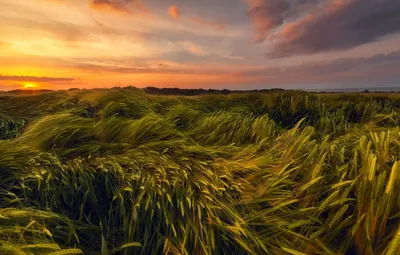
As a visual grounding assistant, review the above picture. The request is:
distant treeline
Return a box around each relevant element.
[2,86,289,96]
[142,86,288,95]
[3,86,399,95]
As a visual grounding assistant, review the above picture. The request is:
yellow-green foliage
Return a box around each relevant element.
[1,88,400,254]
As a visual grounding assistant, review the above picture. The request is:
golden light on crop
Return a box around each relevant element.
[23,83,36,89]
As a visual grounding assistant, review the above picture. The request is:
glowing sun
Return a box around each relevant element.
[23,83,36,89]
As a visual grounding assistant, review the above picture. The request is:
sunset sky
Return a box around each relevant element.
[0,0,399,90]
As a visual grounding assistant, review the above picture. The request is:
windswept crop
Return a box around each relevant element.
[1,88,400,254]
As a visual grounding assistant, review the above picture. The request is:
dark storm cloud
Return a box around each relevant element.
[0,75,75,82]
[270,0,400,57]
[246,0,319,42]
[246,0,400,57]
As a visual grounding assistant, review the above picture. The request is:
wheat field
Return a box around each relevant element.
[1,88,400,254]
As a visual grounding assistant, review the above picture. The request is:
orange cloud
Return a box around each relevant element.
[90,0,129,14]
[168,6,180,20]
[189,17,226,30]
[89,0,150,15]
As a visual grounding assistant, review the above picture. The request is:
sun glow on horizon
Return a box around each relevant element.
[23,83,37,89]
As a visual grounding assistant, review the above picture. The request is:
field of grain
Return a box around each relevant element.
[1,88,400,254]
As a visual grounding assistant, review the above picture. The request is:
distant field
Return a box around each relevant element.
[1,88,400,254]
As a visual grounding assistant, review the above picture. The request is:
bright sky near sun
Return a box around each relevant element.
[0,0,399,90]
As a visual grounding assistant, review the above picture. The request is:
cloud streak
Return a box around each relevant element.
[239,50,400,86]
[90,0,131,14]
[0,75,75,83]
[167,4,226,30]
[189,17,226,30]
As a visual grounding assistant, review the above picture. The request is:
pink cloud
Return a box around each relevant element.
[246,0,290,42]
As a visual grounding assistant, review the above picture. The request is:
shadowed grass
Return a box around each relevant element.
[1,89,400,254]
